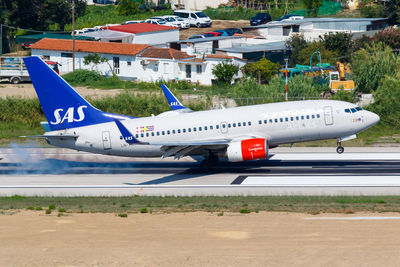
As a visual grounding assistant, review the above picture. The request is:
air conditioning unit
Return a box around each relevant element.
[140,59,149,65]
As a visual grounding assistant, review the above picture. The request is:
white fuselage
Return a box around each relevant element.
[45,100,379,158]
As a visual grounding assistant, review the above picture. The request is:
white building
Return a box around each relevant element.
[30,38,247,85]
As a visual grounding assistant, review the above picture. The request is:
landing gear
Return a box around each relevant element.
[199,154,219,170]
[336,139,344,154]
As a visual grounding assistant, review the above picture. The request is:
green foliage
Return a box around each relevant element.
[351,43,399,93]
[242,58,280,84]
[360,4,386,18]
[286,34,308,66]
[63,70,104,85]
[45,209,52,215]
[303,0,323,16]
[369,75,400,128]
[297,42,338,65]
[118,213,128,218]
[48,204,56,210]
[239,208,251,214]
[83,53,108,69]
[204,7,258,20]
[320,32,353,62]
[118,0,139,16]
[373,28,400,50]
[212,61,240,85]
[58,208,66,212]
[140,207,148,213]
[352,35,373,52]
[331,90,356,103]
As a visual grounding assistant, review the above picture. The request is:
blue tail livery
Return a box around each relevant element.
[160,84,190,111]
[24,56,133,131]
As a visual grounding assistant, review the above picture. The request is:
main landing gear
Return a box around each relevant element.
[199,154,219,170]
[336,139,344,154]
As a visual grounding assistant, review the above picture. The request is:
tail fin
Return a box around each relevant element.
[160,84,188,111]
[24,56,131,130]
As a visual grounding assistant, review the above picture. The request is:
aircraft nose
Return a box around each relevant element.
[365,111,380,126]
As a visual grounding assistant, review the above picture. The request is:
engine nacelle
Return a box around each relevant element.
[226,138,268,162]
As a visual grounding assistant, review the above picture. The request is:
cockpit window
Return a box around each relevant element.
[351,108,357,113]
[356,107,362,111]
[345,109,350,113]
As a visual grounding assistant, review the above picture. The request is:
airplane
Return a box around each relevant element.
[23,56,380,168]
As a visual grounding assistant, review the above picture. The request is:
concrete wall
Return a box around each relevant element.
[176,0,229,9]
[135,30,179,45]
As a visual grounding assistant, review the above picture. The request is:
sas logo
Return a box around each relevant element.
[50,105,87,125]
[170,102,180,106]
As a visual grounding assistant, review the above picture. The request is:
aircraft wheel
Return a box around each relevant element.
[336,146,344,154]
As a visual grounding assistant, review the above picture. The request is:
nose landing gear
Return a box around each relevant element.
[336,139,344,154]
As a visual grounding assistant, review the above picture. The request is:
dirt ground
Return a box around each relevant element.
[1,211,400,266]
[179,19,250,39]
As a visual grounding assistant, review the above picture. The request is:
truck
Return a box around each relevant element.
[0,57,59,84]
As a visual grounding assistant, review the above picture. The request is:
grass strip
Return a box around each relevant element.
[1,195,400,214]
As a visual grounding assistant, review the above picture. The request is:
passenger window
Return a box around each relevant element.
[141,133,144,137]
[274,119,278,123]
[238,122,241,127]
[204,126,208,130]
[248,121,251,126]
[269,119,273,123]
[146,133,149,137]
[306,115,310,119]
[258,120,262,124]
[222,124,226,128]
[264,120,267,124]
[317,114,320,118]
[280,118,283,122]
[210,125,213,130]
[193,127,197,131]
[156,132,160,136]
[312,115,315,119]
[296,116,299,120]
[243,122,246,126]
[216,125,220,129]
[177,129,181,133]
[162,131,165,135]
[135,134,139,138]
[183,129,186,133]
[301,116,304,120]
[285,118,288,122]
[151,132,154,136]
[188,128,191,132]
[228,124,231,128]
[167,130,170,135]
[233,123,236,127]
[290,117,294,121]
[172,130,175,134]
[345,109,350,113]
[199,127,202,131]
[120,136,123,140]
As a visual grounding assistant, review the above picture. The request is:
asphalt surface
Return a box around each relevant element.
[0,147,400,196]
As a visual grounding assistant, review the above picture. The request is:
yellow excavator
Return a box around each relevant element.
[329,63,355,92]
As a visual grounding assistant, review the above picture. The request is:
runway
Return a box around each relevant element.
[0,147,400,196]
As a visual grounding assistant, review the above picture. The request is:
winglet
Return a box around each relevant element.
[114,120,140,144]
[160,84,187,111]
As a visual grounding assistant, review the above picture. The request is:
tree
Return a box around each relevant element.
[84,53,114,75]
[212,61,240,85]
[297,41,338,66]
[117,0,139,16]
[303,0,322,17]
[351,43,399,93]
[242,58,280,84]
[286,34,308,66]
[320,32,353,62]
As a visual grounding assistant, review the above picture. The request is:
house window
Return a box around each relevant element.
[43,55,50,60]
[185,64,191,78]
[154,63,159,72]
[127,61,131,66]
[196,65,202,74]
[61,53,72,58]
[113,57,120,74]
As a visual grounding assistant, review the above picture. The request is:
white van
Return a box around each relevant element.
[173,10,212,28]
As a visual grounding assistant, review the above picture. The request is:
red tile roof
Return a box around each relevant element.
[107,23,177,34]
[139,47,193,59]
[206,54,247,62]
[30,38,149,56]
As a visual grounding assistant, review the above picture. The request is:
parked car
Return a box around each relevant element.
[274,14,304,22]
[189,34,206,39]
[214,30,230,36]
[224,28,243,35]
[150,16,177,27]
[160,15,187,28]
[250,12,272,26]
[203,32,222,37]
[124,20,144,24]
[173,10,212,28]
[145,18,167,25]
[21,42,34,50]
[164,15,190,29]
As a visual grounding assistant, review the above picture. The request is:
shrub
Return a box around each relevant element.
[35,207,43,211]
[58,208,66,212]
[26,206,35,210]
[286,34,308,66]
[373,28,400,50]
[212,61,240,85]
[118,213,128,218]
[351,43,399,93]
[140,207,148,213]
[242,58,280,84]
[320,32,353,62]
[48,204,56,210]
[117,0,139,16]
[62,70,104,85]
[45,209,51,215]
[239,208,251,214]
[331,90,356,103]
[297,41,338,65]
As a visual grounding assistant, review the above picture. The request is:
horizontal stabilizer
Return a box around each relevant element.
[21,134,79,139]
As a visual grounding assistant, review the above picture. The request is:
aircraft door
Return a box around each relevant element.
[102,131,112,150]
[220,122,228,134]
[324,106,333,126]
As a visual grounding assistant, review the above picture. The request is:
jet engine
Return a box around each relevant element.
[226,138,268,162]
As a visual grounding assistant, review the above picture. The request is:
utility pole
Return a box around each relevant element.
[284,58,288,102]
[72,0,75,72]
[178,0,180,9]
[0,24,2,56]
